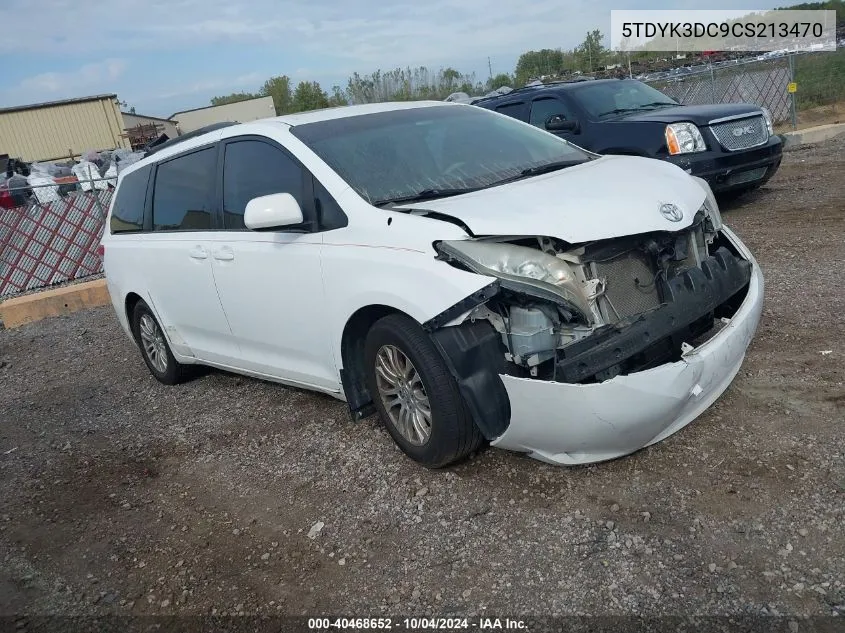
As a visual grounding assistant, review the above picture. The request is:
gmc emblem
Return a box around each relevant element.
[732,124,755,137]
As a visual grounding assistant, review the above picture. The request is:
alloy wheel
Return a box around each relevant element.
[374,344,432,446]
[139,314,168,374]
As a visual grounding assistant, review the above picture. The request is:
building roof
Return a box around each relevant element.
[168,95,274,120]
[121,112,178,124]
[0,94,119,115]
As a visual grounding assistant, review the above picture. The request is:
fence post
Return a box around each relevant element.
[709,62,716,102]
[87,166,106,220]
[788,54,797,131]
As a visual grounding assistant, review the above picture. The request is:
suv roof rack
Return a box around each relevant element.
[144,121,239,157]
[472,76,602,105]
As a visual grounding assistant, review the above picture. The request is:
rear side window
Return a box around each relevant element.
[110,165,151,234]
[222,140,303,229]
[152,147,216,231]
[495,102,527,121]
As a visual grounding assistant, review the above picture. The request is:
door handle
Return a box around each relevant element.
[189,245,208,260]
[213,247,235,261]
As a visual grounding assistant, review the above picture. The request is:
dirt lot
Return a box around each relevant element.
[1,137,843,623]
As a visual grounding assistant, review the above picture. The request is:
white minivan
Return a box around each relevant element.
[101,101,764,468]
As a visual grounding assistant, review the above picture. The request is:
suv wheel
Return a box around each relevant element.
[131,300,192,385]
[363,314,482,468]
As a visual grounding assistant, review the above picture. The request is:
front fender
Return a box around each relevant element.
[321,243,492,369]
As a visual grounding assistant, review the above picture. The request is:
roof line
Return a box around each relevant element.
[0,94,119,115]
[168,95,273,120]
[122,112,178,123]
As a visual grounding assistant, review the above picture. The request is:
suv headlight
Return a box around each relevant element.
[665,122,707,155]
[437,240,591,318]
[761,106,774,136]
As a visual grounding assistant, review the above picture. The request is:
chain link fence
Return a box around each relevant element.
[0,181,112,298]
[645,49,845,128]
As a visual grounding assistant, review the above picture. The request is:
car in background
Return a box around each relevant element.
[474,78,782,196]
[101,101,763,469]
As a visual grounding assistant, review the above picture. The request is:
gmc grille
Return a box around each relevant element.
[709,115,769,151]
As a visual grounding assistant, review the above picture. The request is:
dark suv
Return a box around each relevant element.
[475,78,782,195]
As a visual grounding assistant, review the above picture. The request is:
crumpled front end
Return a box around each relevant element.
[429,196,764,465]
[492,232,763,464]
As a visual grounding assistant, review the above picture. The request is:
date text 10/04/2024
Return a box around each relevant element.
[307,618,528,630]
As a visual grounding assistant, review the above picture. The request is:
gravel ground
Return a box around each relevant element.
[1,137,843,623]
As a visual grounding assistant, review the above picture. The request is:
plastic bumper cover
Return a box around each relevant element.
[490,227,764,466]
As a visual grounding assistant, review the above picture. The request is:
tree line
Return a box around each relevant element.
[210,0,844,113]
[209,27,679,113]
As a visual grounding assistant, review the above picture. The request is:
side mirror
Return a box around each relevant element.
[545,115,578,133]
[244,193,304,230]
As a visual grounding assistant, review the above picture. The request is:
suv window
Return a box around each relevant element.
[222,140,303,230]
[495,102,527,120]
[152,148,217,231]
[110,165,151,233]
[530,98,575,128]
[574,80,676,118]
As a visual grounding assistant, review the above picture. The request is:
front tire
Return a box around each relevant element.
[131,300,191,385]
[363,314,482,468]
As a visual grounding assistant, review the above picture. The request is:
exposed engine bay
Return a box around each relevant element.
[433,205,753,387]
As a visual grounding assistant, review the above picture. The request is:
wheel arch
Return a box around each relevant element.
[339,304,414,419]
[124,292,145,342]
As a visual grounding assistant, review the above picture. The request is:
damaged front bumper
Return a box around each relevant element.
[490,227,764,465]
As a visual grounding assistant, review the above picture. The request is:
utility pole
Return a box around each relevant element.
[488,57,493,81]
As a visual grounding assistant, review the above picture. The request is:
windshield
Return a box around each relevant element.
[575,80,677,119]
[290,105,591,205]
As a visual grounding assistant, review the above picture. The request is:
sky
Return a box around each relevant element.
[1,0,786,118]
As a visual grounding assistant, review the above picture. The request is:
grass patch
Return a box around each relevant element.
[794,49,845,110]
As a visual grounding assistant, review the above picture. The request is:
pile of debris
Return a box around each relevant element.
[444,85,514,105]
[0,148,146,209]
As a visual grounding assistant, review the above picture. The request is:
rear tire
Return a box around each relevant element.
[131,300,192,385]
[363,314,482,468]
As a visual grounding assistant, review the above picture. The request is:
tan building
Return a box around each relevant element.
[122,112,180,142]
[169,96,275,134]
[0,94,129,162]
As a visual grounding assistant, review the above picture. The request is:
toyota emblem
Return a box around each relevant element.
[659,203,683,222]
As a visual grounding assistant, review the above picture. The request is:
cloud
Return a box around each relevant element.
[148,72,264,101]
[8,59,127,101]
[0,0,747,57]
[0,0,785,112]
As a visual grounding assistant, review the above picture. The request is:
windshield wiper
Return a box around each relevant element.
[372,188,480,207]
[519,159,586,177]
[597,102,676,117]
[487,159,586,187]
[638,101,677,109]
[596,107,643,117]
[373,160,586,205]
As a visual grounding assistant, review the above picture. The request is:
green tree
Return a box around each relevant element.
[328,85,349,107]
[487,73,514,90]
[576,30,608,73]
[515,49,565,85]
[345,66,478,103]
[292,81,329,112]
[259,76,293,115]
[438,67,462,94]
[210,92,258,106]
